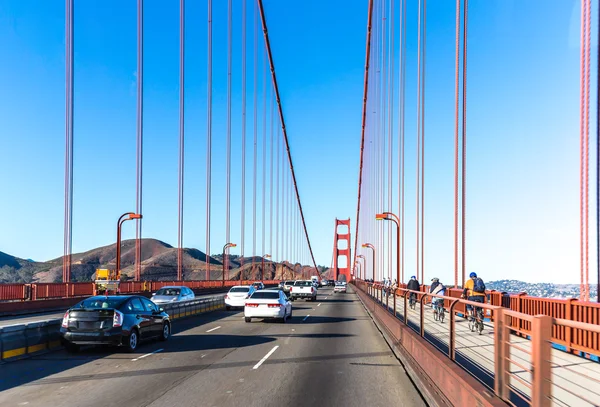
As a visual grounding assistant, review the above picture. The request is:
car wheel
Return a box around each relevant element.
[226,306,231,311]
[124,328,139,353]
[160,322,170,341]
[245,317,251,323]
[288,308,292,319]
[64,341,80,353]
[281,313,287,323]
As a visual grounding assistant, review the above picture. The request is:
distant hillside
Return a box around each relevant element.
[487,279,598,299]
[0,239,313,283]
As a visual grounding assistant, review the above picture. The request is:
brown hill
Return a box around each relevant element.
[0,239,317,283]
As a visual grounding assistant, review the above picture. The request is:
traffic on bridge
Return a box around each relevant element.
[1,0,599,407]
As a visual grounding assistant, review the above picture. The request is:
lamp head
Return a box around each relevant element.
[375,213,387,220]
[128,213,142,220]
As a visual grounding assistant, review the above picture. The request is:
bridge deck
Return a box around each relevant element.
[374,288,600,407]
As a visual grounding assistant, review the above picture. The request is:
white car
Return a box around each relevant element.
[244,290,292,323]
[225,285,256,310]
[151,286,195,304]
[334,282,347,293]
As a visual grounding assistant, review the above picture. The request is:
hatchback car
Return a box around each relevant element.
[225,285,256,310]
[334,282,347,293]
[244,290,292,323]
[60,295,171,353]
[151,286,195,304]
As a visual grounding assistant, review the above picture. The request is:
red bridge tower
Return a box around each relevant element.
[332,218,351,282]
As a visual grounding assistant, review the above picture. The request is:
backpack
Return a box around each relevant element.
[473,278,486,293]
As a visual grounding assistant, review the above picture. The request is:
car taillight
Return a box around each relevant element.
[113,310,124,327]
[246,303,259,307]
[311,287,315,293]
[268,304,281,308]
[225,294,229,299]
[289,287,292,292]
[61,311,69,328]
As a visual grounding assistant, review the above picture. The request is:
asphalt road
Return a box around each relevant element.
[0,293,227,327]
[0,287,426,407]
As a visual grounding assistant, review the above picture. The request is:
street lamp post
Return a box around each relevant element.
[362,243,376,281]
[222,243,237,286]
[116,212,142,279]
[357,254,366,280]
[376,212,401,284]
[261,254,271,282]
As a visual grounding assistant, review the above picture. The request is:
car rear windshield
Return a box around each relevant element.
[294,281,311,286]
[76,298,125,309]
[156,288,180,296]
[284,281,294,285]
[250,292,279,299]
[230,287,250,293]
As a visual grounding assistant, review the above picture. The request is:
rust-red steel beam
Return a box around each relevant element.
[256,0,318,271]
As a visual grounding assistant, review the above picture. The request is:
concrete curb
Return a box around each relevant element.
[0,296,226,364]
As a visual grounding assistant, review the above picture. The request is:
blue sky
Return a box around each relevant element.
[0,0,597,285]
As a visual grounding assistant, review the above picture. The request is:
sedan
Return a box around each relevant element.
[244,290,292,323]
[225,285,256,310]
[151,286,195,304]
[334,282,347,293]
[60,295,170,353]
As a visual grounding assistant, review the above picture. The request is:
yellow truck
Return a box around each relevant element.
[94,268,120,294]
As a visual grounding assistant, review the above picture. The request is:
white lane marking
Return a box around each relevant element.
[132,348,163,362]
[325,297,328,300]
[303,314,310,322]
[201,354,207,358]
[206,326,221,333]
[317,303,321,307]
[253,345,279,370]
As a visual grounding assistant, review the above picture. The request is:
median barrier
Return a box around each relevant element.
[0,295,226,363]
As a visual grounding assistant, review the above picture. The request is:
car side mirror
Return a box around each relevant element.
[158,307,164,313]
[151,293,156,296]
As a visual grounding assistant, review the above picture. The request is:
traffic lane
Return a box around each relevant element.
[143,288,425,407]
[0,292,227,327]
[0,297,315,407]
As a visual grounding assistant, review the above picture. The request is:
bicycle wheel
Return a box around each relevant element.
[468,317,475,332]
[439,308,445,323]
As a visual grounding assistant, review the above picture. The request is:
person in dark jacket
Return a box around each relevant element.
[407,275,420,306]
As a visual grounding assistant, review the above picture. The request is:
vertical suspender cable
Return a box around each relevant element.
[63,0,74,283]
[421,0,426,284]
[453,0,460,288]
[461,0,468,287]
[596,0,600,303]
[387,0,394,282]
[241,0,247,273]
[270,87,274,258]
[399,0,406,284]
[262,48,267,262]
[416,0,422,283]
[206,0,213,280]
[276,124,280,262]
[253,2,258,271]
[135,0,144,282]
[177,0,185,281]
[225,0,232,275]
[584,0,591,302]
[257,0,319,270]
[580,0,585,301]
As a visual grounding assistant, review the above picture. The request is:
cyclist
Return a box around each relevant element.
[461,272,486,323]
[407,275,420,308]
[429,277,445,316]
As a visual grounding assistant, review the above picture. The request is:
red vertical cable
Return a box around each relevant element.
[399,0,406,284]
[387,0,394,282]
[205,0,213,280]
[416,0,422,283]
[353,0,375,269]
[63,0,74,283]
[461,0,468,288]
[270,84,274,257]
[276,124,280,261]
[177,0,185,281]
[241,0,247,269]
[135,0,144,282]
[225,0,232,275]
[584,0,591,302]
[453,0,460,288]
[262,48,267,261]
[421,0,426,284]
[579,0,585,301]
[252,1,258,273]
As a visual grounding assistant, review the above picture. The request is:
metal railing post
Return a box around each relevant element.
[531,315,552,407]
[494,308,509,400]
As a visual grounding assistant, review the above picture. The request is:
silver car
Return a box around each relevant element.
[151,286,195,304]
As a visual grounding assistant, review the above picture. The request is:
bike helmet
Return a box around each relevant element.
[411,275,416,279]
[431,277,439,282]
[469,272,477,278]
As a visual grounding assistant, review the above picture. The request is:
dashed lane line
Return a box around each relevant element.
[253,346,279,370]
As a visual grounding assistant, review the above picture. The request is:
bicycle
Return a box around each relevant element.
[468,307,485,334]
[432,300,445,323]
[409,294,417,310]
